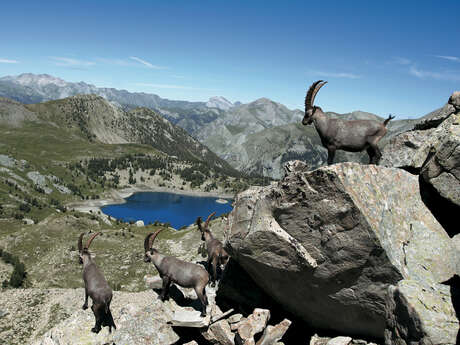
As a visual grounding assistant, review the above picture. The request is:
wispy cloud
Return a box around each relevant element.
[434,55,460,63]
[409,65,460,81]
[135,82,216,91]
[309,70,361,79]
[129,56,167,69]
[392,57,412,65]
[95,57,133,66]
[0,58,19,64]
[51,57,95,67]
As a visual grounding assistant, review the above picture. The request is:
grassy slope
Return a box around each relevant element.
[0,211,226,292]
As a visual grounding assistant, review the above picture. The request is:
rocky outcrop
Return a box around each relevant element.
[224,162,457,339]
[381,93,459,237]
[449,92,460,111]
[32,290,180,345]
[380,105,458,171]
[420,114,460,208]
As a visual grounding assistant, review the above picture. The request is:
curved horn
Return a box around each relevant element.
[85,232,101,250]
[144,232,154,253]
[305,80,323,110]
[204,212,216,228]
[78,233,84,253]
[148,228,164,249]
[310,80,327,108]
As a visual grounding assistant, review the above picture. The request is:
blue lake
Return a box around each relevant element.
[101,192,233,229]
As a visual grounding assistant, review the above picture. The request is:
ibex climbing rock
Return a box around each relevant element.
[196,212,229,287]
[302,80,395,165]
[144,229,209,316]
[78,232,116,334]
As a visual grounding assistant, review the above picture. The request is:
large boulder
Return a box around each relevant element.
[225,162,456,339]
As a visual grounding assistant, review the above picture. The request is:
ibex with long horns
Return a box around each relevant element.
[78,232,116,333]
[144,228,209,316]
[196,212,229,287]
[302,80,394,165]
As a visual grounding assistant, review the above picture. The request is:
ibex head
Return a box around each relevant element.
[78,232,101,264]
[196,212,216,241]
[302,80,327,125]
[144,228,163,263]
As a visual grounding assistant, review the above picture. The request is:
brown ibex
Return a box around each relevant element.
[144,229,209,316]
[196,212,229,287]
[302,80,395,165]
[78,232,116,334]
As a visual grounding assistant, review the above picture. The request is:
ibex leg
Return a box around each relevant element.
[91,303,103,333]
[368,143,382,164]
[82,288,88,310]
[211,256,218,287]
[327,147,336,165]
[160,276,171,301]
[195,285,208,317]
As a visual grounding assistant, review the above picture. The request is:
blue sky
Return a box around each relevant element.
[0,0,459,118]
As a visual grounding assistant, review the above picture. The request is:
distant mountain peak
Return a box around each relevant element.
[206,96,233,110]
[4,73,69,87]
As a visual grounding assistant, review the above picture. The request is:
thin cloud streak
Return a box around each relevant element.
[0,58,19,64]
[95,58,134,66]
[129,56,167,69]
[409,66,460,81]
[50,57,95,67]
[392,57,412,65]
[310,70,361,79]
[435,55,460,62]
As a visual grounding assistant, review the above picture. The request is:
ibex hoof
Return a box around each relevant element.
[200,312,206,317]
[91,327,101,334]
[82,304,88,310]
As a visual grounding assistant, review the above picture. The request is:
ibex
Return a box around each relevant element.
[144,229,209,316]
[196,212,229,287]
[78,232,116,334]
[302,80,395,165]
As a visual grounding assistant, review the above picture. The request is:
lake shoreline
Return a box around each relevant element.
[66,185,234,220]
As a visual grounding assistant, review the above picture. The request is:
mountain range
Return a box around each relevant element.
[0,73,422,178]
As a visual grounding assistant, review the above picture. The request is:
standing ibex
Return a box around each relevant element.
[196,212,229,287]
[144,229,209,316]
[78,232,116,334]
[303,80,395,165]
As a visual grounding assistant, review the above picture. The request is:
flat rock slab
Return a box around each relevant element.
[326,337,352,345]
[170,307,210,328]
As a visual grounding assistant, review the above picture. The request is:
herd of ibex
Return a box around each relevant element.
[77,80,392,334]
[78,211,226,332]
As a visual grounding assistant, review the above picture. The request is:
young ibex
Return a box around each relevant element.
[302,80,395,165]
[78,232,116,334]
[196,212,229,287]
[144,229,209,316]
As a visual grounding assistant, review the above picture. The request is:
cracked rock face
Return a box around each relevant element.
[225,162,456,338]
[385,280,458,345]
[421,113,460,209]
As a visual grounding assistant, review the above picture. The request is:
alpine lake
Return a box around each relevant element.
[101,191,233,229]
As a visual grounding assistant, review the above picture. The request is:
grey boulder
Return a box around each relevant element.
[225,162,456,338]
